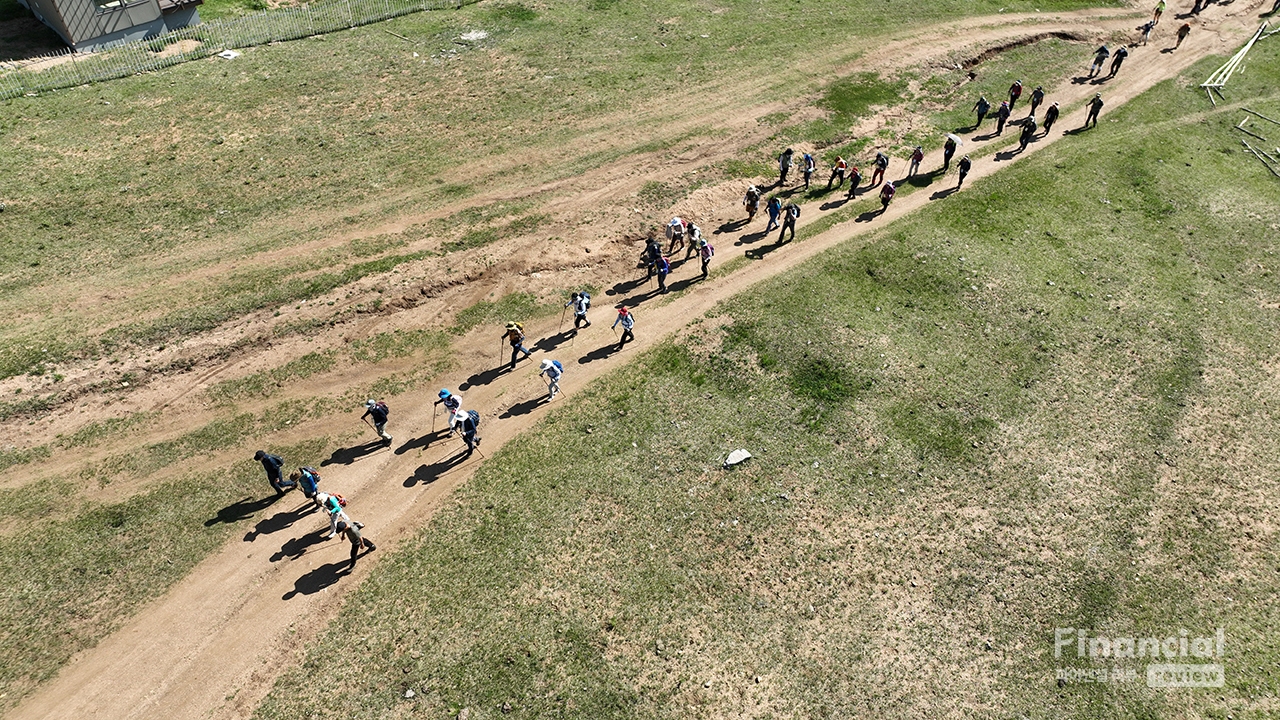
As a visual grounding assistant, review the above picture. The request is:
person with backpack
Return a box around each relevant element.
[972,95,991,129]
[539,359,563,400]
[612,307,635,349]
[845,164,862,198]
[361,399,392,445]
[435,388,463,432]
[1007,80,1023,111]
[1175,22,1191,49]
[665,216,687,255]
[802,153,817,189]
[1029,85,1046,115]
[1137,19,1155,45]
[995,101,1011,135]
[503,321,533,369]
[698,238,715,279]
[942,135,958,172]
[870,151,889,187]
[254,450,295,495]
[827,157,848,189]
[743,185,761,222]
[643,236,663,280]
[1018,114,1037,153]
[459,409,482,456]
[290,466,321,499]
[779,202,800,243]
[336,520,375,568]
[1085,93,1104,129]
[1042,102,1060,135]
[655,255,671,294]
[907,146,924,178]
[1108,46,1129,78]
[765,196,783,232]
[685,222,703,260]
[1089,44,1110,77]
[878,181,896,214]
[315,490,355,538]
[956,155,972,189]
[778,148,794,185]
[565,291,591,329]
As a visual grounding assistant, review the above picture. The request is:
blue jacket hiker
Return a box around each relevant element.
[361,399,392,445]
[539,358,563,400]
[612,306,635,348]
[459,410,482,456]
[254,450,295,495]
[291,466,320,499]
[765,197,782,232]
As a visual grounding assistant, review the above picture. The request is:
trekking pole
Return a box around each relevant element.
[558,305,567,334]
[497,337,504,369]
[431,404,438,434]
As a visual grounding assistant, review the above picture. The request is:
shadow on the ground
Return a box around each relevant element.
[244,501,316,542]
[205,494,281,527]
[282,560,351,599]
[404,446,471,487]
[394,428,451,455]
[270,527,328,562]
[319,441,385,467]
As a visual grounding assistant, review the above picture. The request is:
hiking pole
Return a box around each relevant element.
[431,404,438,434]
[558,305,567,334]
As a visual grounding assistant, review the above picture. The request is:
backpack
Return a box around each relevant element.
[580,291,591,310]
[466,410,481,428]
[300,467,320,488]
[551,360,563,374]
[787,205,800,220]
[658,257,670,273]
[375,401,389,417]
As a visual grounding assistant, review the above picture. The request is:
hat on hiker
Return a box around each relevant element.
[365,399,377,408]
[254,450,265,460]
[618,306,629,315]
[1095,92,1101,98]
[540,359,553,370]
[336,521,348,532]
[438,389,451,399]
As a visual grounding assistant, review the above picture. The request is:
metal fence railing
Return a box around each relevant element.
[0,0,477,100]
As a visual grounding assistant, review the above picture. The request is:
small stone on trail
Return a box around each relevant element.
[404,689,415,698]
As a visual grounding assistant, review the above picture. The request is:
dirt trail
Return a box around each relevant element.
[9,4,1268,719]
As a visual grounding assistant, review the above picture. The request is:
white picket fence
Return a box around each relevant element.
[0,0,476,99]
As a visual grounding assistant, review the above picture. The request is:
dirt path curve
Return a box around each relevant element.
[10,5,1267,719]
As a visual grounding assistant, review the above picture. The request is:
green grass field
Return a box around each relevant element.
[253,41,1280,720]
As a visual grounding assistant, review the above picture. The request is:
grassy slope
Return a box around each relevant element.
[0,0,1115,380]
[254,44,1280,720]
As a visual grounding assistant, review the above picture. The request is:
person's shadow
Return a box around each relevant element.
[744,236,789,260]
[1160,46,1177,54]
[270,527,328,562]
[460,365,507,391]
[931,186,960,200]
[500,395,548,419]
[395,428,450,455]
[994,149,1020,162]
[244,501,316,542]
[205,494,280,527]
[1063,126,1092,135]
[820,197,852,211]
[319,441,384,467]
[282,560,351,599]
[854,209,883,223]
[606,274,649,297]
[734,229,771,247]
[715,218,750,234]
[532,332,573,353]
[1070,75,1090,85]
[578,343,620,364]
[405,448,471,486]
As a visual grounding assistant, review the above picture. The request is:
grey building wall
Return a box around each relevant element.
[17,0,200,51]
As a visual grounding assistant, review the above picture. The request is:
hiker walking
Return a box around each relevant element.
[698,238,715,278]
[1138,19,1155,45]
[685,222,703,260]
[1108,46,1129,78]
[1029,85,1046,115]
[1042,102,1060,134]
[1085,93,1104,129]
[290,466,321,499]
[665,216,687,255]
[655,255,671,294]
[942,135,958,172]
[503,321,533,369]
[612,307,635,349]
[778,148,794,185]
[1089,44,1110,77]
[361,399,392,445]
[1152,0,1165,23]
[315,490,354,538]
[459,410,482,456]
[878,181,896,213]
[336,520,375,568]
[957,156,972,189]
[435,388,463,432]
[1007,79,1023,111]
[845,164,862,198]
[643,236,663,279]
[765,196,783,232]
[907,146,924,177]
[539,359,563,400]
[254,450,295,495]
[743,185,761,221]
[1018,114,1037,152]
[802,153,817,189]
[827,157,848,189]
[1175,22,1191,48]
[973,95,991,129]
[565,291,591,329]
[779,202,800,243]
[870,151,890,187]
[995,101,1011,135]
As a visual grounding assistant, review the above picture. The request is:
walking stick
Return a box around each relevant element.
[558,305,567,334]
[497,337,505,369]
[431,404,438,434]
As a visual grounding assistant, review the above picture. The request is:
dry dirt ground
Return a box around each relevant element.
[5,3,1271,718]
